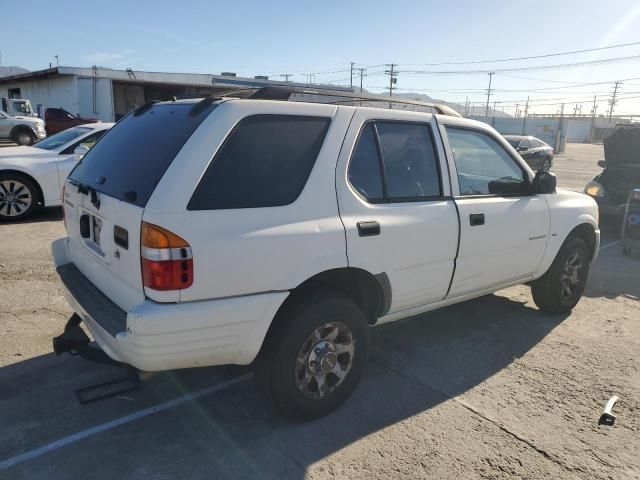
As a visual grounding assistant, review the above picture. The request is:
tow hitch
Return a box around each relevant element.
[53,314,140,404]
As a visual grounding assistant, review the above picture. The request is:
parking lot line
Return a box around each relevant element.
[0,373,252,471]
[599,240,621,251]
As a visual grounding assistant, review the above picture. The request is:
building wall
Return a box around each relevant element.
[77,78,114,122]
[0,76,79,118]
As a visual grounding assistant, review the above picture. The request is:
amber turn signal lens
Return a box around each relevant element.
[141,222,189,248]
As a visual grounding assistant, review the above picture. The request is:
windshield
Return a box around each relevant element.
[13,101,32,115]
[69,102,216,207]
[33,127,91,150]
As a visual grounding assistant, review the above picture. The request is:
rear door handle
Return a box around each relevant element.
[469,213,485,226]
[357,221,381,237]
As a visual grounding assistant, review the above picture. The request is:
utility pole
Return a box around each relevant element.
[350,62,355,89]
[485,72,494,117]
[589,95,598,143]
[54,55,59,66]
[280,74,293,82]
[464,96,469,117]
[609,81,620,120]
[358,67,366,93]
[385,64,398,97]
[555,103,565,153]
[521,96,530,135]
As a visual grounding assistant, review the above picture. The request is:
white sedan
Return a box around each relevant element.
[0,123,113,221]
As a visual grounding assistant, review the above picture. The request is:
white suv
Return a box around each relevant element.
[52,91,599,418]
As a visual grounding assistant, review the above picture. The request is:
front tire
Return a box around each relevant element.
[255,291,370,419]
[531,236,590,313]
[14,130,36,146]
[0,173,39,221]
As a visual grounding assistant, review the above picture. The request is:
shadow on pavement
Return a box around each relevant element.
[0,207,63,225]
[584,233,640,301]
[0,293,568,479]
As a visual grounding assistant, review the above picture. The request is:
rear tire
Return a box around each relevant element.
[0,173,39,221]
[13,130,36,146]
[255,290,370,419]
[531,236,590,313]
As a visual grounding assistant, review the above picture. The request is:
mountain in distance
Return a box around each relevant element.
[0,66,29,78]
[390,91,510,118]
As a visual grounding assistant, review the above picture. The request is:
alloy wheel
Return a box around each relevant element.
[0,179,32,217]
[294,322,355,400]
[560,251,583,302]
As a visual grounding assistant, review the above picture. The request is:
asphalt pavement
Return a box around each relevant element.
[0,143,638,480]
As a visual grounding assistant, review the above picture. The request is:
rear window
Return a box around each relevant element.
[188,114,331,210]
[69,102,215,207]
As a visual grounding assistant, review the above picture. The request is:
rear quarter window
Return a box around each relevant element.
[188,114,331,210]
[69,102,215,207]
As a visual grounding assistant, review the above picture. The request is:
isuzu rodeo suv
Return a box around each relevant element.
[52,88,599,418]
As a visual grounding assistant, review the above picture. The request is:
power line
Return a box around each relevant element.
[400,54,640,75]
[399,40,640,66]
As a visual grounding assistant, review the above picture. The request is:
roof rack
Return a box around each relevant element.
[198,86,461,117]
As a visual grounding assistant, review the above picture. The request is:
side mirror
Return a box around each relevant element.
[597,160,606,168]
[73,145,90,158]
[532,170,556,194]
[517,145,528,152]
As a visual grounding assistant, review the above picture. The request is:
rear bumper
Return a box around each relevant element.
[52,238,288,371]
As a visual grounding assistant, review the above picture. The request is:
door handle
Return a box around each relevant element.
[357,221,381,237]
[469,213,485,226]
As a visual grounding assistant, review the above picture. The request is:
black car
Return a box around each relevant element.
[504,135,554,171]
[585,125,640,220]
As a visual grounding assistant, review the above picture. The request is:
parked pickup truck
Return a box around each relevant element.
[0,108,46,145]
[52,90,600,419]
[45,108,100,135]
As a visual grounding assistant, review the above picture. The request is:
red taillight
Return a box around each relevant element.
[140,222,193,291]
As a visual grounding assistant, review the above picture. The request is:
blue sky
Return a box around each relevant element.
[4,0,640,114]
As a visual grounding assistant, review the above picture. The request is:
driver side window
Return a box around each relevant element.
[445,127,526,196]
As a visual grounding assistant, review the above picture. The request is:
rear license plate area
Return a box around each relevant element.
[79,210,106,258]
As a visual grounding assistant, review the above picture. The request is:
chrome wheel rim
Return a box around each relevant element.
[560,251,583,301]
[0,180,32,217]
[294,322,355,400]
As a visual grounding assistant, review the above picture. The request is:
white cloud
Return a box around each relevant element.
[83,50,135,65]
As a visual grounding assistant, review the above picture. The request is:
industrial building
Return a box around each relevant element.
[0,66,353,122]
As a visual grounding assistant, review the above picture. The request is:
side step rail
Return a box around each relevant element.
[53,314,140,404]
